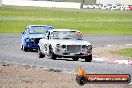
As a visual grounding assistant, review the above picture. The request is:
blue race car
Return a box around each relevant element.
[20,25,54,52]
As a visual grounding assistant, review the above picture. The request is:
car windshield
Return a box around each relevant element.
[29,26,48,34]
[52,31,83,40]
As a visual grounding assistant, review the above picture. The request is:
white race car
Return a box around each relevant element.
[38,29,92,62]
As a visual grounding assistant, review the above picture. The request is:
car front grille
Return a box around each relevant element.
[67,45,81,53]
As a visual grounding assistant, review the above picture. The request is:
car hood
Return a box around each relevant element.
[50,39,91,45]
[28,34,44,38]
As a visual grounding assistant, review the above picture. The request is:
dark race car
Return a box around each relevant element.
[20,25,54,52]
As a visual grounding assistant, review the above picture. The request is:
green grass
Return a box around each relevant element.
[115,48,132,58]
[0,6,132,34]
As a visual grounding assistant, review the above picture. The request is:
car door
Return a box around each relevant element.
[43,31,51,54]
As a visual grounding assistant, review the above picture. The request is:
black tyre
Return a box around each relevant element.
[38,47,45,58]
[23,45,28,52]
[49,45,57,60]
[72,57,79,61]
[51,52,57,60]
[85,54,92,62]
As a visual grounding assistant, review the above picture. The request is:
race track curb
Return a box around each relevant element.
[93,55,132,65]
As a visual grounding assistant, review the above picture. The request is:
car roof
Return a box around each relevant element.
[49,29,80,32]
[26,25,54,28]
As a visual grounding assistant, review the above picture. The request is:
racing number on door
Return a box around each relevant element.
[44,44,47,51]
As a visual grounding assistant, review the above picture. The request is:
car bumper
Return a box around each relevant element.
[56,53,92,58]
[24,43,39,49]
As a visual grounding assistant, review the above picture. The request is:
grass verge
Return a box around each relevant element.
[115,48,132,59]
[0,6,132,34]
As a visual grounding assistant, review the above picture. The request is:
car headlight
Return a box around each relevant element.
[56,44,61,48]
[86,45,92,50]
[25,38,30,42]
[62,45,66,49]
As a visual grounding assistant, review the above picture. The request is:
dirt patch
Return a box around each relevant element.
[93,45,132,60]
[0,64,131,88]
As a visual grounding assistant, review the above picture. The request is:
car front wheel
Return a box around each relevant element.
[84,54,92,62]
[38,47,45,58]
[49,45,57,60]
[22,45,28,52]
[51,52,57,60]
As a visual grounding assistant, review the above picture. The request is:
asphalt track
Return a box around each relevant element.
[0,34,132,76]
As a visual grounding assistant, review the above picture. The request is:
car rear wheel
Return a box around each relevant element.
[84,54,92,62]
[72,57,79,61]
[38,47,45,58]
